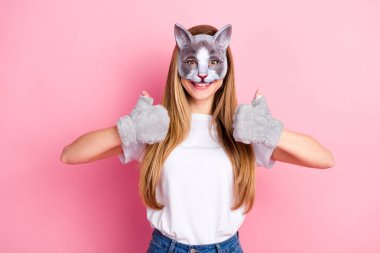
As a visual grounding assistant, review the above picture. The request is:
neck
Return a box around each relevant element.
[188,96,214,115]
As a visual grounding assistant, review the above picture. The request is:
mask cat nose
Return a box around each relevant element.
[197,73,208,81]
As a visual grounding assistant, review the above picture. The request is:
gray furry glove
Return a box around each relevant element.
[232,94,284,149]
[116,95,170,146]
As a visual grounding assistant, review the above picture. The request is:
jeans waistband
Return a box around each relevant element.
[151,228,240,252]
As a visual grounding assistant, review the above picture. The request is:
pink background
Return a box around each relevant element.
[1,0,379,252]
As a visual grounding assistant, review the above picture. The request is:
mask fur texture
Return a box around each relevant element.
[174,23,232,84]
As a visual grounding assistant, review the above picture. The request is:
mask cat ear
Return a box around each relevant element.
[174,23,193,49]
[213,24,232,50]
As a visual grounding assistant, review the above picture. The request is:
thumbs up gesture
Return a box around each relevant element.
[232,89,284,149]
[117,90,170,146]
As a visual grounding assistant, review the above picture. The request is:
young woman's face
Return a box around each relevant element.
[181,77,224,101]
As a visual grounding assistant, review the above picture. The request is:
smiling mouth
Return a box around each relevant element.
[190,80,217,87]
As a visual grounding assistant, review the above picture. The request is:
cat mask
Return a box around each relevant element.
[174,23,232,85]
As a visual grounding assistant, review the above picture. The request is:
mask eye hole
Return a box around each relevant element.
[209,59,219,65]
[186,60,197,66]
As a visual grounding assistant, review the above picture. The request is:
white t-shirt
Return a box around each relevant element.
[118,112,276,245]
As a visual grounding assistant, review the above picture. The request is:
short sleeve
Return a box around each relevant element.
[119,142,146,165]
[252,142,276,169]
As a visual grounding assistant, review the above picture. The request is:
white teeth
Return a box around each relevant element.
[193,81,214,87]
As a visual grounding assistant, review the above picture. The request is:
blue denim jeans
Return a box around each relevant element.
[147,228,244,253]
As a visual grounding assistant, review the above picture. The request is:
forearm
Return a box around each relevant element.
[275,128,335,169]
[61,126,122,164]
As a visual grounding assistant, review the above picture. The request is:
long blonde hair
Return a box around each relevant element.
[139,24,257,214]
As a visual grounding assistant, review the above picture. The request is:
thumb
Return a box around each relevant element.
[142,90,151,97]
[251,88,264,106]
[254,88,263,99]
[135,90,153,107]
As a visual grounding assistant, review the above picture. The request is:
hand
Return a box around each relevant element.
[117,90,170,146]
[232,89,284,149]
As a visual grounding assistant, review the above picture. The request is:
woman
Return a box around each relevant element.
[61,23,335,253]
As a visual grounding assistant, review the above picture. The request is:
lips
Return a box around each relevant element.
[190,80,216,87]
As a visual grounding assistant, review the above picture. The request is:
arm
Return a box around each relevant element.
[271,128,335,169]
[60,126,123,164]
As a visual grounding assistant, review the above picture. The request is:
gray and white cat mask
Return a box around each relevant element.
[174,23,232,85]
